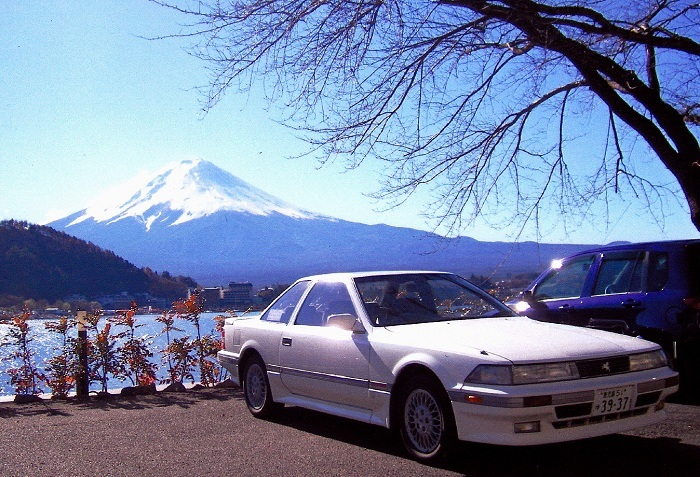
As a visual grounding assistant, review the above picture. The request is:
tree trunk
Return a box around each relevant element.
[673,160,700,234]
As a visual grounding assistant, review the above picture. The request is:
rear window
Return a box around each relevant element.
[261,281,311,323]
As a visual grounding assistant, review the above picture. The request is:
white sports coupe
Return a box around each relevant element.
[218,271,679,461]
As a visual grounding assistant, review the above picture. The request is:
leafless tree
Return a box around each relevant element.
[153,0,700,237]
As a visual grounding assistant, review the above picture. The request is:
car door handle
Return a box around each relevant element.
[282,337,293,347]
[558,304,575,312]
[621,299,643,308]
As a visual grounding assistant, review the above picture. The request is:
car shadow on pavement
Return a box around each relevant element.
[669,391,700,406]
[272,406,699,477]
[0,387,243,419]
[442,435,700,476]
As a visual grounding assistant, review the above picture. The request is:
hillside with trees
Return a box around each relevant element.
[0,220,197,305]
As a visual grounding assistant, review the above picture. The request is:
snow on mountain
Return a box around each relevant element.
[48,159,594,285]
[67,159,321,230]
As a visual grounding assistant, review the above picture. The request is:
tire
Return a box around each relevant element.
[397,374,456,462]
[242,355,282,418]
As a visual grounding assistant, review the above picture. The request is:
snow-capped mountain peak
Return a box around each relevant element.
[67,159,320,230]
[47,159,593,286]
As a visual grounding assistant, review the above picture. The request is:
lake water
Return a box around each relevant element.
[0,312,235,396]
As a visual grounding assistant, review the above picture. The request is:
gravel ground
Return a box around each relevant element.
[1,388,700,477]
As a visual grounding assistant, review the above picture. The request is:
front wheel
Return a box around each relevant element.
[398,375,455,462]
[242,355,282,418]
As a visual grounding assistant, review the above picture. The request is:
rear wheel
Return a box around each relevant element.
[397,374,455,462]
[242,355,282,418]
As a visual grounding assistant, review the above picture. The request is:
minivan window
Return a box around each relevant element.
[647,252,670,292]
[592,251,644,295]
[533,254,595,300]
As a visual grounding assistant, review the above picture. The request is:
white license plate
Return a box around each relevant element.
[592,386,634,415]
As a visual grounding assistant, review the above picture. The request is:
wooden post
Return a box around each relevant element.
[76,310,89,399]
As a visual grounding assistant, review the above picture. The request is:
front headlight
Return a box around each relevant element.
[465,364,513,385]
[509,301,531,314]
[512,362,580,384]
[465,362,581,386]
[465,351,667,387]
[629,350,668,371]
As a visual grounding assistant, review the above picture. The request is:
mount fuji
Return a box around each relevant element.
[49,159,591,285]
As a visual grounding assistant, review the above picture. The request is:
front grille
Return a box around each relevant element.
[575,355,630,378]
[555,403,593,419]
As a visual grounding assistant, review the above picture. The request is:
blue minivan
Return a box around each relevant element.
[511,239,700,394]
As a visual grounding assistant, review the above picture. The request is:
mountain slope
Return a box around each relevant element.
[49,159,595,285]
[0,220,196,301]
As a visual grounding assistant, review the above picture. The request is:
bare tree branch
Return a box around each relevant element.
[153,0,700,235]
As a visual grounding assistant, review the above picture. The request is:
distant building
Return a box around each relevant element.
[138,294,170,310]
[97,292,170,311]
[187,282,255,310]
[97,292,135,311]
[200,287,224,309]
[221,282,253,309]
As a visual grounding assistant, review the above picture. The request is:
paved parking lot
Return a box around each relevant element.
[1,388,699,476]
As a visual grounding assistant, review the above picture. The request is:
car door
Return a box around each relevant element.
[524,253,597,326]
[254,280,313,370]
[576,250,647,333]
[279,280,371,410]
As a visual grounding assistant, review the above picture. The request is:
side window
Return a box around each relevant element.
[647,252,670,292]
[592,251,644,295]
[295,281,355,327]
[534,254,595,300]
[261,281,310,323]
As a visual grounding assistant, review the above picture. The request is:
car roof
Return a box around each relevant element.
[297,270,452,282]
[574,239,700,256]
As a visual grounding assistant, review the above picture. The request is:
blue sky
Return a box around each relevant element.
[1,1,697,245]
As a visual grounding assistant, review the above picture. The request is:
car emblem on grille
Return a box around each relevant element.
[601,362,611,373]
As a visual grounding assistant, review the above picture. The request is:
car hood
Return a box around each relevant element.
[381,316,657,363]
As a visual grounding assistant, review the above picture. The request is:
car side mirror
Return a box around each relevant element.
[522,290,534,303]
[327,314,366,334]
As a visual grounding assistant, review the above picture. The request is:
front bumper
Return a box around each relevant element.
[449,368,679,446]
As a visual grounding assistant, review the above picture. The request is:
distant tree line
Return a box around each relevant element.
[0,220,196,306]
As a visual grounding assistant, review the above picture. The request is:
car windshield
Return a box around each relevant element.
[354,273,513,326]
